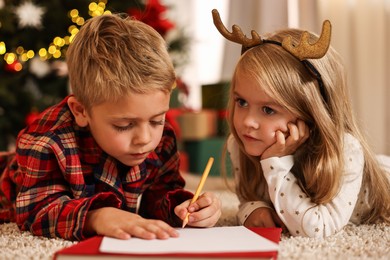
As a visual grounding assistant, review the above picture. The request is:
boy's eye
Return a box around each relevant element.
[113,120,164,132]
[235,97,248,108]
[151,120,165,126]
[262,106,275,115]
[113,124,134,132]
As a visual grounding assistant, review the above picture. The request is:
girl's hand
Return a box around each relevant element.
[244,207,286,231]
[174,191,222,228]
[85,207,179,240]
[261,119,309,160]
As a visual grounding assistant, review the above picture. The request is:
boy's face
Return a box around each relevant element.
[85,91,170,166]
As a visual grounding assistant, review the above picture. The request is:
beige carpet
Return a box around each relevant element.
[0,174,389,260]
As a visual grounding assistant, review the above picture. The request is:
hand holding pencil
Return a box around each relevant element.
[182,157,215,228]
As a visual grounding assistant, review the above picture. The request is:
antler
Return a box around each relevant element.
[282,20,332,61]
[212,9,332,61]
[212,9,263,48]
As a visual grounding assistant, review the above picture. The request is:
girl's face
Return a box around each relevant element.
[233,72,298,157]
[85,91,170,166]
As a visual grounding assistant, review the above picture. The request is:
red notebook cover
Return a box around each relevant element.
[53,227,281,260]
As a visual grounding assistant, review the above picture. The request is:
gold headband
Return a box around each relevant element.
[211,9,331,61]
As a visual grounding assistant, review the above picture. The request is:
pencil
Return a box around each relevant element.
[182,157,214,228]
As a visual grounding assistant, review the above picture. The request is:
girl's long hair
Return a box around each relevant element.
[225,28,390,223]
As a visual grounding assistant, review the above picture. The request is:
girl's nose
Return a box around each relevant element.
[243,112,260,130]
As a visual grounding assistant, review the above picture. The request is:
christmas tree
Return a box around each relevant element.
[0,0,188,150]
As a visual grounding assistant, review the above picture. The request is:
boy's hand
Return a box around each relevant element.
[174,191,221,228]
[244,207,286,231]
[261,119,309,160]
[85,207,179,240]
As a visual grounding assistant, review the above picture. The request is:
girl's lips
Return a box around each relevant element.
[243,134,258,141]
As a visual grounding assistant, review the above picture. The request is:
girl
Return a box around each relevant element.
[212,9,390,238]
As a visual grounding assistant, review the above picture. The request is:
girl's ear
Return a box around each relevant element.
[67,96,89,127]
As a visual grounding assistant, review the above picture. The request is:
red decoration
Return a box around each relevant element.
[127,0,175,37]
[4,61,23,73]
[218,109,228,120]
[25,108,40,125]
[175,77,189,97]
[166,108,185,139]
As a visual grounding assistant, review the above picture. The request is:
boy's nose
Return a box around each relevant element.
[133,126,152,145]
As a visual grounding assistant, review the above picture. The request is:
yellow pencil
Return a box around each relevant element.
[182,157,214,228]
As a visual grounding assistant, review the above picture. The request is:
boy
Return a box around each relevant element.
[0,14,221,241]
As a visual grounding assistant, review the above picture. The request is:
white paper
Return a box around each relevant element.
[99,226,278,255]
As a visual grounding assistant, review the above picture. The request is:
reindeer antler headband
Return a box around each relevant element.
[212,9,332,104]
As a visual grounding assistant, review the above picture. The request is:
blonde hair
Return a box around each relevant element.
[226,28,390,223]
[66,13,176,110]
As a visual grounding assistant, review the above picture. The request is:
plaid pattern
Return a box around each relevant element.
[0,151,17,222]
[0,96,192,241]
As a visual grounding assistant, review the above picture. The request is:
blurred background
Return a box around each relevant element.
[1,0,389,173]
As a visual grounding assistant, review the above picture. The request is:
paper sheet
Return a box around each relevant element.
[99,226,278,254]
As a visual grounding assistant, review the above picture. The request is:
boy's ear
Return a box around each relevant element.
[67,96,89,127]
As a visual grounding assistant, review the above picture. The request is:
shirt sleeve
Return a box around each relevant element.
[15,133,122,241]
[226,134,272,225]
[261,133,364,238]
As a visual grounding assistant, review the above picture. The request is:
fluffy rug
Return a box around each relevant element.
[0,174,389,260]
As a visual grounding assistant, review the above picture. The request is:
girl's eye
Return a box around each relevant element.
[262,106,275,115]
[235,97,248,108]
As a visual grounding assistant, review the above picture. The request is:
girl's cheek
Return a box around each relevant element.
[276,121,291,134]
[269,126,288,140]
[265,130,279,144]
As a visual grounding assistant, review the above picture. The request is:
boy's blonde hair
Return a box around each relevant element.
[227,28,390,224]
[66,13,176,110]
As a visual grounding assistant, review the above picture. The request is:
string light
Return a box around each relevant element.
[0,42,6,55]
[1,1,109,67]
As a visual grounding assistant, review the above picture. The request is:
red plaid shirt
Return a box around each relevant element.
[0,96,192,241]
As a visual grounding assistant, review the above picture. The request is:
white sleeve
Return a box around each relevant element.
[376,154,390,175]
[261,133,364,238]
[226,135,272,225]
[237,201,272,225]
